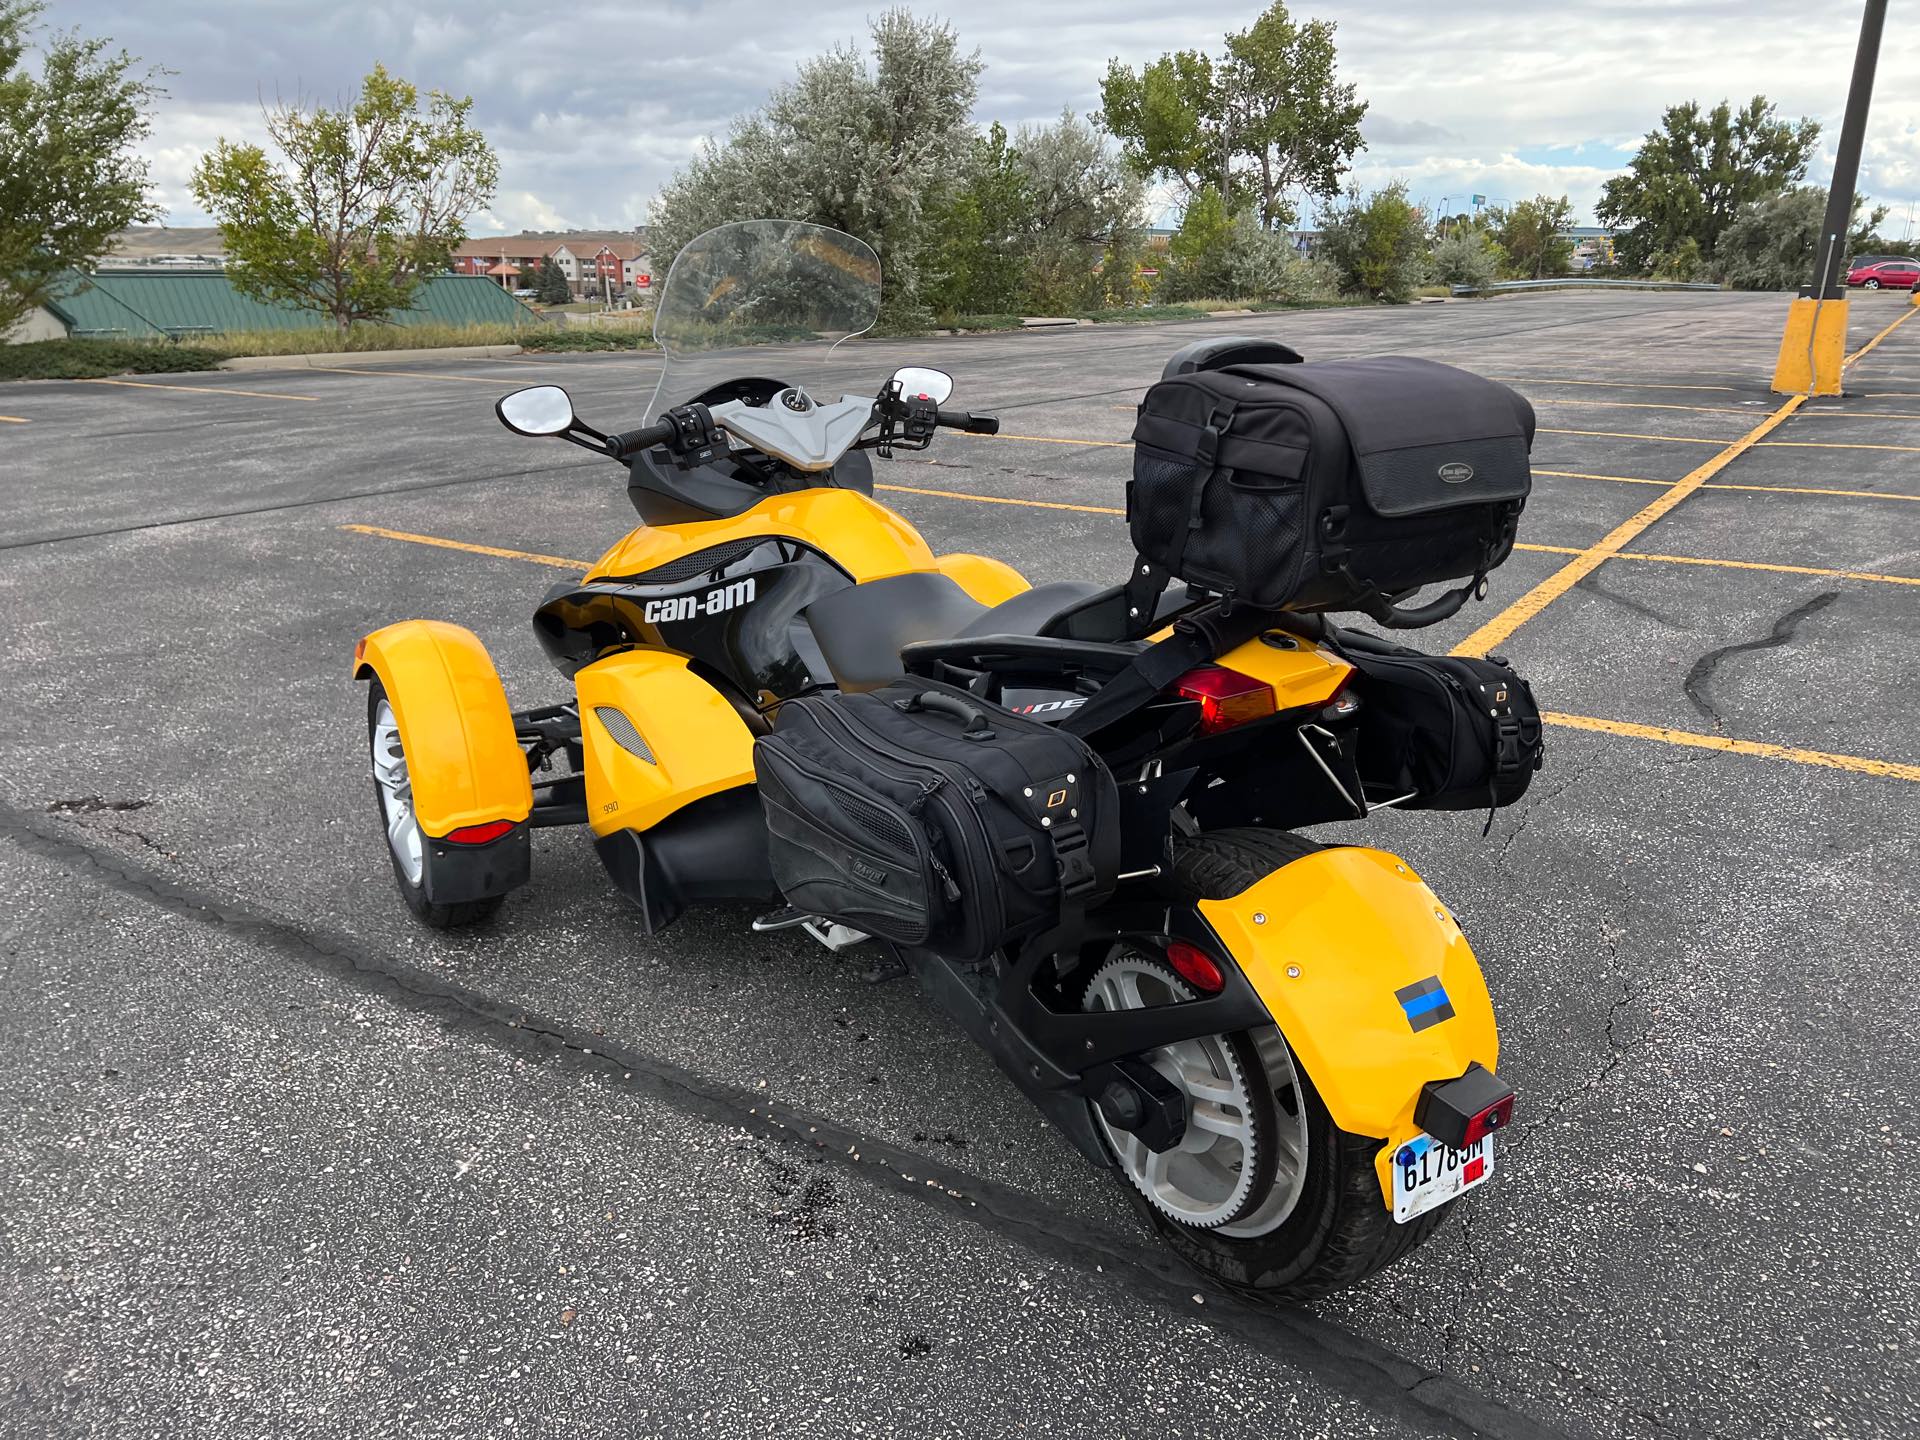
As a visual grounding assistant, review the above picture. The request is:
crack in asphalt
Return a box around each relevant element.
[0,800,1566,1440]
[1682,592,1840,726]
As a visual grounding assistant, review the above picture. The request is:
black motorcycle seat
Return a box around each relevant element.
[805,574,1105,692]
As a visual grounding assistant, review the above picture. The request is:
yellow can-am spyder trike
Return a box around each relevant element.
[355,220,1516,1300]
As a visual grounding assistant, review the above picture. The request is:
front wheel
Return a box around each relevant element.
[1086,827,1448,1300]
[1865,278,1882,289]
[367,679,505,929]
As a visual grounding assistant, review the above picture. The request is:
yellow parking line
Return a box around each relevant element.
[340,523,587,569]
[1488,375,1743,394]
[1761,438,1920,453]
[1797,409,1920,420]
[1538,427,1727,445]
[1453,395,1807,657]
[314,366,521,385]
[875,482,1122,516]
[82,377,318,402]
[1529,397,1763,417]
[1534,468,1670,487]
[1544,711,1920,784]
[1611,549,1920,587]
[967,431,1134,449]
[0,414,27,424]
[1844,304,1919,366]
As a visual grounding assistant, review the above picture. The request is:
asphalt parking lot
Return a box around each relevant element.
[2,288,1916,1439]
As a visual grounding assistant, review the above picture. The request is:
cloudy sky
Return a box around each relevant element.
[53,0,1920,239]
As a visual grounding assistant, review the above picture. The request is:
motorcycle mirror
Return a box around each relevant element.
[892,366,954,405]
[497,385,576,437]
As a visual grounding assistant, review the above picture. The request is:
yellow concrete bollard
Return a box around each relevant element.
[1771,296,1849,395]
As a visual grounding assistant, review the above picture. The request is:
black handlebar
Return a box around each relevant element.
[605,420,675,460]
[937,408,999,435]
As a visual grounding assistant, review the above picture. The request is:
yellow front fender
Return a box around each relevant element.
[353,621,533,838]
[1198,847,1498,1186]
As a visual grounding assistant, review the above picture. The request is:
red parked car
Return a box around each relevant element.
[1846,259,1920,289]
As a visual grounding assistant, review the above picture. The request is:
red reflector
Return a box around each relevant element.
[445,820,515,845]
[1165,941,1225,993]
[1174,666,1277,735]
[1463,1155,1485,1184]
[1462,1094,1515,1145]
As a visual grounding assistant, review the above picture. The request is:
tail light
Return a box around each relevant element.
[1414,1062,1516,1150]
[1164,940,1225,993]
[1174,666,1276,735]
[445,819,516,845]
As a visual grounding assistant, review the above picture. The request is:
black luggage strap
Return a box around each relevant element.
[1049,820,1098,898]
[1165,404,1236,579]
[1059,603,1273,738]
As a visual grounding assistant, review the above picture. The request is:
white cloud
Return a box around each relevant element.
[43,0,1920,239]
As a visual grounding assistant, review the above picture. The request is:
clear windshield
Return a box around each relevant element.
[646,220,882,423]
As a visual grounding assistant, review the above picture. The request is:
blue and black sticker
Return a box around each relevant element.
[1395,975,1455,1032]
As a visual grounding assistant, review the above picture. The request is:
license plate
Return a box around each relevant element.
[1390,1132,1494,1224]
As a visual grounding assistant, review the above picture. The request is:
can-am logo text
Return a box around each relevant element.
[1438,462,1475,484]
[643,577,756,624]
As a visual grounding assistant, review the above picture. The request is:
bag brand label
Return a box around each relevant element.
[1438,462,1475,484]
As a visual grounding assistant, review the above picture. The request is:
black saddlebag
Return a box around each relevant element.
[753,679,1118,962]
[1332,629,1545,814]
[1129,357,1534,621]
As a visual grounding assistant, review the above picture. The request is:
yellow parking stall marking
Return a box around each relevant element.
[1488,375,1744,394]
[1607,549,1920,587]
[1538,427,1727,445]
[965,431,1134,449]
[1529,397,1764,417]
[1544,711,1920,784]
[1844,304,1919,367]
[1534,468,1669,487]
[0,414,28,424]
[340,523,587,570]
[1453,394,1808,658]
[1759,438,1920,454]
[314,366,523,385]
[81,377,319,402]
[1796,409,1920,421]
[875,482,1122,516]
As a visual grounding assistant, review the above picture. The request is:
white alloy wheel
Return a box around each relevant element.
[370,698,424,885]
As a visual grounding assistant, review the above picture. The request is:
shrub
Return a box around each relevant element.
[1430,227,1502,290]
[1314,183,1428,302]
[0,339,230,380]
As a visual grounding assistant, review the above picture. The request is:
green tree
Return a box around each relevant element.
[923,123,1028,316]
[1161,186,1234,298]
[534,253,571,305]
[1314,182,1427,302]
[1491,194,1574,279]
[1430,225,1501,290]
[648,10,982,326]
[192,64,498,333]
[1712,186,1890,291]
[1098,1,1365,230]
[1013,110,1144,312]
[0,1,162,334]
[1597,96,1819,272]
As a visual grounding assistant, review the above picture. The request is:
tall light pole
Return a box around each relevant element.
[1772,0,1889,394]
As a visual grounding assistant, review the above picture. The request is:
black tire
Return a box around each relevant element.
[1865,278,1882,289]
[1114,826,1450,1302]
[366,680,505,930]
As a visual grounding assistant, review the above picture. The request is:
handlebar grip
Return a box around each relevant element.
[607,420,674,460]
[937,409,999,435]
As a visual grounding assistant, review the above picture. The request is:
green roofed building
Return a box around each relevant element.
[33,268,540,340]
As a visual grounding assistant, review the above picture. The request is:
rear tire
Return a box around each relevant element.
[366,680,505,930]
[1865,278,1882,289]
[1099,826,1449,1301]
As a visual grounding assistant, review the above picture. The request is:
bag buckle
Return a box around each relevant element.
[1052,823,1098,898]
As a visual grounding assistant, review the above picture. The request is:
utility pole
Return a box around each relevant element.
[1806,0,1887,298]
[1772,0,1889,394]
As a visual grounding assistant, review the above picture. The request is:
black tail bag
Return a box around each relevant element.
[754,680,1118,962]
[1332,629,1545,813]
[1130,356,1535,615]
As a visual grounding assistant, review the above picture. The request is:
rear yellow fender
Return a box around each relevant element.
[353,621,533,838]
[934,552,1030,606]
[1197,847,1499,1206]
[574,650,757,836]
